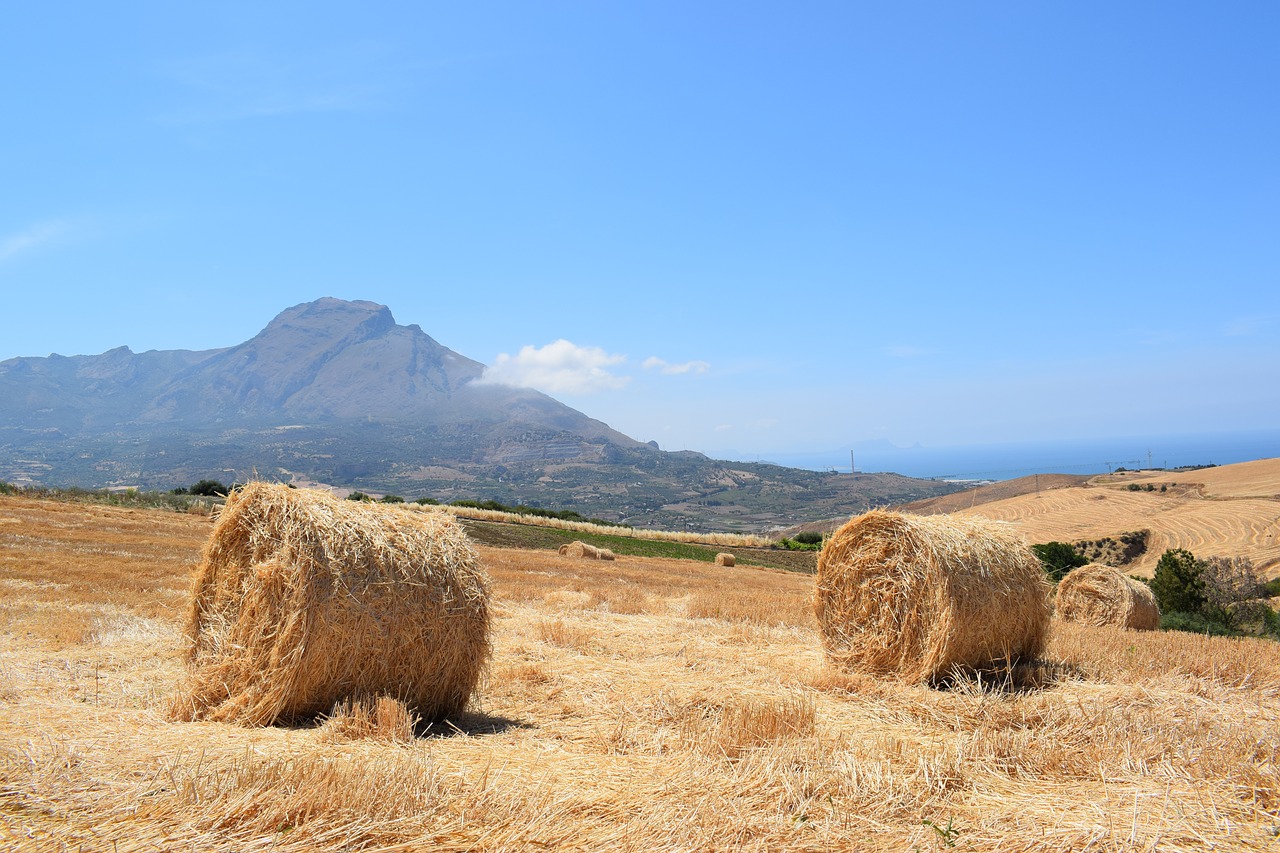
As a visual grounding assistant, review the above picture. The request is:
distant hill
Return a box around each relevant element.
[896,473,1093,515]
[943,460,1280,577]
[0,298,962,532]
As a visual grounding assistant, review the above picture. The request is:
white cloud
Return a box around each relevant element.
[0,221,66,263]
[642,356,711,375]
[478,339,629,394]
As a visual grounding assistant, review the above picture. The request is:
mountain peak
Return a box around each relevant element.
[254,298,397,349]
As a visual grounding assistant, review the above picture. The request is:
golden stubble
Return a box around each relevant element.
[2,493,1279,851]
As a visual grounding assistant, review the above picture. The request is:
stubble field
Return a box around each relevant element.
[2,493,1279,850]
[944,459,1280,577]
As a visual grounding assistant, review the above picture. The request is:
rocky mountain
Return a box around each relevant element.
[0,298,961,531]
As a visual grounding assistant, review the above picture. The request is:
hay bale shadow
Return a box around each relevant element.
[931,658,1089,695]
[418,710,533,738]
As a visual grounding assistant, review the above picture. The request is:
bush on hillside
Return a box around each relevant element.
[1149,548,1207,615]
[1032,541,1088,582]
[189,480,229,497]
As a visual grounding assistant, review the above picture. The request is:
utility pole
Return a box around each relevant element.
[850,450,855,475]
[1148,449,1153,470]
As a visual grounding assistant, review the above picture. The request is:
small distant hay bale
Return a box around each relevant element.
[814,510,1051,683]
[558,541,616,561]
[1055,564,1160,630]
[170,482,491,726]
[715,552,736,567]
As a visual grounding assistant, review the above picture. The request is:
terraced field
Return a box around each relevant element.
[950,458,1280,576]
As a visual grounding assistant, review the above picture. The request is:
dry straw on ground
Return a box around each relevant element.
[715,552,735,567]
[814,509,1051,683]
[558,540,616,560]
[1055,563,1160,630]
[170,482,491,726]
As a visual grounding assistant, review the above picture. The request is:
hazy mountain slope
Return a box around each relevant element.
[0,297,962,530]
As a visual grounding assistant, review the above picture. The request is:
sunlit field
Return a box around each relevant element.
[951,459,1280,577]
[3,494,1279,850]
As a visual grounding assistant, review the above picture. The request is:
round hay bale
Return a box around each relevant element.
[715,552,736,567]
[1055,564,1160,630]
[814,510,1051,683]
[559,540,614,560]
[170,482,491,726]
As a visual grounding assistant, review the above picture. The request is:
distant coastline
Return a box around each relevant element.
[731,429,1280,483]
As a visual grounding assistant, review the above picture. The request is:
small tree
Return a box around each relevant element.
[1149,548,1206,615]
[1031,541,1088,582]
[189,479,229,497]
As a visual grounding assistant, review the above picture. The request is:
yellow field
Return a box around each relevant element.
[3,493,1280,850]
[952,458,1280,577]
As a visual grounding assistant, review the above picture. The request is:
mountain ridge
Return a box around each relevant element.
[0,298,962,530]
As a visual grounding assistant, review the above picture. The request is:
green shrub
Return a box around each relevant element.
[347,491,373,502]
[1031,541,1088,582]
[1159,610,1234,636]
[1149,548,1206,615]
[189,479,229,497]
[380,494,405,503]
[414,497,440,505]
[0,481,17,496]
[792,531,824,546]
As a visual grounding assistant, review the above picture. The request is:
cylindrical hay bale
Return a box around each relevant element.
[1055,564,1160,630]
[715,552,736,567]
[559,540,614,560]
[814,510,1051,683]
[171,482,491,726]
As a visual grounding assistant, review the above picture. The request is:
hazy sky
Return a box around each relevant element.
[3,3,1277,460]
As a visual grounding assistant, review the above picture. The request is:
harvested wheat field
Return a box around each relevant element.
[3,493,1280,851]
[932,457,1280,577]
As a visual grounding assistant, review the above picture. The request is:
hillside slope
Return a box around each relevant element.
[944,459,1280,577]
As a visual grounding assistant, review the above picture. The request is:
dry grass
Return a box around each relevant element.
[3,493,1280,851]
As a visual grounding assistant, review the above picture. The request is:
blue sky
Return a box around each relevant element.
[3,3,1277,465]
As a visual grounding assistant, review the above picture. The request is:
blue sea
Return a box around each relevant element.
[736,429,1280,483]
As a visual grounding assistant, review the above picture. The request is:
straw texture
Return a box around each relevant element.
[814,510,1051,683]
[715,553,736,567]
[171,482,491,725]
[558,541,616,560]
[1055,564,1160,630]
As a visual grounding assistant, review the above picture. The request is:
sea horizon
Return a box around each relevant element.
[724,428,1280,483]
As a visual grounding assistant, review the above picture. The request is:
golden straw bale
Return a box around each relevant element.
[715,553,736,567]
[814,510,1051,683]
[170,482,491,726]
[558,541,615,560]
[1055,564,1160,630]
